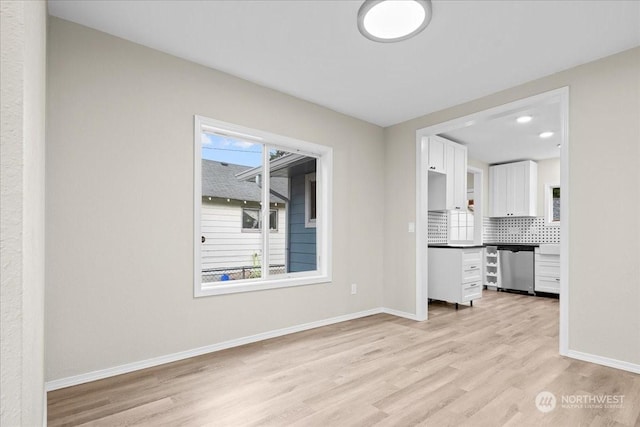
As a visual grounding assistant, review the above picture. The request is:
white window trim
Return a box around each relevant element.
[544,182,561,226]
[194,115,333,297]
[305,172,317,228]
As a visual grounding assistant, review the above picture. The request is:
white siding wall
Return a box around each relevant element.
[201,201,286,270]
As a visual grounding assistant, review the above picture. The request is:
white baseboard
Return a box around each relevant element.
[381,307,421,321]
[45,307,385,392]
[566,350,640,374]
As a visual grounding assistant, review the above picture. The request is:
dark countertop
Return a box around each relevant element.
[428,244,486,249]
[484,243,541,247]
[428,243,545,248]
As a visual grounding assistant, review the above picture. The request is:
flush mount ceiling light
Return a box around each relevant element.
[539,131,555,139]
[357,0,433,43]
[516,115,533,124]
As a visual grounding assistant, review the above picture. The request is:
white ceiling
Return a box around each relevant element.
[48,0,640,127]
[442,99,561,164]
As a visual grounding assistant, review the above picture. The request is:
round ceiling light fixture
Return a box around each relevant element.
[516,115,533,124]
[357,0,433,43]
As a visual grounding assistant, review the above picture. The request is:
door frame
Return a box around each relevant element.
[415,87,570,356]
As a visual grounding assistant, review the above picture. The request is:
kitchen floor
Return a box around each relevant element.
[48,290,640,426]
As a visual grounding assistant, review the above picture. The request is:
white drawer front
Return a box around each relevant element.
[535,276,560,294]
[462,281,482,301]
[535,253,560,264]
[463,267,482,283]
[462,249,482,264]
[536,261,560,278]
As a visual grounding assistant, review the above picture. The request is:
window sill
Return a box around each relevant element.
[195,273,331,297]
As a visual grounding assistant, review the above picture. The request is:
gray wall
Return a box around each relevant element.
[0,1,47,424]
[45,18,385,381]
[384,47,640,365]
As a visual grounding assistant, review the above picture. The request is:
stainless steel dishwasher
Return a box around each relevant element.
[497,245,535,294]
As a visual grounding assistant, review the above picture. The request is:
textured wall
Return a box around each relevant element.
[0,1,47,425]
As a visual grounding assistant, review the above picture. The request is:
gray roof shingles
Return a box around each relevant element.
[202,160,288,203]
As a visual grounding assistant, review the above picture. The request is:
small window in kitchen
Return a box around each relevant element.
[545,184,560,225]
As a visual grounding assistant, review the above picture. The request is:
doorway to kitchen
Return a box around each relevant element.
[415,87,569,356]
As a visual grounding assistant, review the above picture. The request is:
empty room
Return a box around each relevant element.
[1,1,639,426]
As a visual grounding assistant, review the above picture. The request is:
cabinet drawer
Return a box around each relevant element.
[535,276,560,294]
[462,281,482,301]
[536,261,559,278]
[462,266,482,283]
[535,253,560,264]
[462,250,482,263]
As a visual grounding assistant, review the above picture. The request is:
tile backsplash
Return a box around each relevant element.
[428,212,560,244]
[483,217,560,244]
[428,211,448,244]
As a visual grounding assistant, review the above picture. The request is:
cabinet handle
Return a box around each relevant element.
[469,266,478,269]
[555,278,560,281]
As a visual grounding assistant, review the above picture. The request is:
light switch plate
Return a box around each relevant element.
[408,222,415,233]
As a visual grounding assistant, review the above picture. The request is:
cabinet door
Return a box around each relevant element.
[428,137,446,173]
[445,144,456,208]
[490,164,508,217]
[509,161,528,216]
[452,145,467,210]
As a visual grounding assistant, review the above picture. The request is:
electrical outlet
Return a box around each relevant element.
[351,283,357,295]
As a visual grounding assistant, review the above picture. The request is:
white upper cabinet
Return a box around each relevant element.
[427,136,446,173]
[451,143,467,210]
[489,160,537,217]
[428,136,467,211]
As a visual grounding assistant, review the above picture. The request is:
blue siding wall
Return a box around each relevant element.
[288,174,317,272]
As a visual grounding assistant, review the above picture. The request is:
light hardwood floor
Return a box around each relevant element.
[48,290,640,426]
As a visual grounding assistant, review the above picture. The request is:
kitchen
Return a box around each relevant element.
[423,90,564,310]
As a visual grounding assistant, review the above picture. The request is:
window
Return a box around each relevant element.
[305,173,316,228]
[195,116,332,296]
[242,208,278,231]
[545,183,560,225]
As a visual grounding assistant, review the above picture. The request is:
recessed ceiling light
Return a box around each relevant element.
[539,131,554,139]
[357,0,432,43]
[516,115,532,124]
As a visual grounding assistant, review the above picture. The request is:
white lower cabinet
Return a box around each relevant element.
[428,247,483,308]
[534,248,560,294]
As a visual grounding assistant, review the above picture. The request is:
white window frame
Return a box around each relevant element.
[544,182,561,226]
[305,172,317,228]
[194,115,332,297]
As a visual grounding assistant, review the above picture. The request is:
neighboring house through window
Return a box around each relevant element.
[195,116,332,297]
